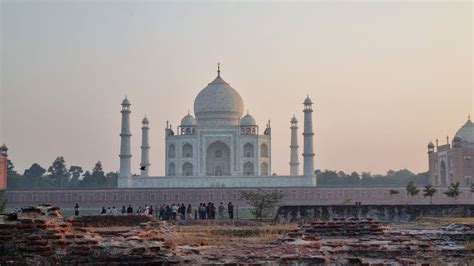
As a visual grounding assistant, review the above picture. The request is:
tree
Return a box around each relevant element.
[68,166,83,188]
[81,162,106,187]
[389,189,400,196]
[240,189,284,220]
[23,163,46,187]
[406,181,420,197]
[47,157,69,188]
[444,182,461,204]
[422,184,437,204]
[0,190,6,213]
[105,171,118,188]
[6,159,23,188]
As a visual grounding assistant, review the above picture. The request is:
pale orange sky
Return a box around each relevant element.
[1,2,472,176]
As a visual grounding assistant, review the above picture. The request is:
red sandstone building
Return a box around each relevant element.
[428,117,474,187]
[0,144,8,189]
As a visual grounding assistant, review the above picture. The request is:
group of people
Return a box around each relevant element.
[157,202,235,220]
[73,202,236,220]
[99,204,154,215]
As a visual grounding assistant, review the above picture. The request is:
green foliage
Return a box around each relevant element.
[444,182,461,204]
[389,189,400,195]
[317,169,428,187]
[422,184,437,204]
[7,158,118,189]
[47,156,69,188]
[0,190,6,213]
[406,181,420,197]
[240,189,284,220]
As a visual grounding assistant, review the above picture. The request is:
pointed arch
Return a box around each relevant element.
[260,143,269,158]
[168,163,176,176]
[243,162,254,176]
[261,162,269,176]
[182,143,193,158]
[168,144,176,158]
[243,143,254,158]
[182,162,193,176]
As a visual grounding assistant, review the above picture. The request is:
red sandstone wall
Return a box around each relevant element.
[4,187,474,209]
[0,156,6,189]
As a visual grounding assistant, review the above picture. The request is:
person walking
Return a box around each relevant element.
[187,204,193,220]
[100,206,106,214]
[228,202,234,219]
[121,206,126,214]
[74,203,80,216]
[218,202,225,219]
[127,205,133,214]
[171,204,178,220]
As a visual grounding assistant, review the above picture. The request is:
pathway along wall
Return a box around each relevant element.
[5,187,474,209]
[276,204,474,222]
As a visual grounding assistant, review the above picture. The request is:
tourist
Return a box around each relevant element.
[187,204,193,219]
[100,206,106,214]
[200,203,207,219]
[180,203,186,220]
[159,205,164,219]
[165,205,171,220]
[127,205,133,214]
[228,202,234,219]
[149,206,154,216]
[210,202,216,220]
[74,203,80,216]
[107,207,112,214]
[144,204,149,215]
[218,202,225,219]
[171,204,178,220]
[121,206,126,214]
[137,206,142,214]
[112,206,117,214]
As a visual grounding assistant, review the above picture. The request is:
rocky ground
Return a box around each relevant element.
[0,206,472,265]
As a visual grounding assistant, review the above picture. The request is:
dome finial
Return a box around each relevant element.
[469,114,471,121]
[217,62,221,77]
[247,109,249,115]
[188,109,190,115]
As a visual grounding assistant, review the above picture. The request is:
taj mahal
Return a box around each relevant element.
[117,65,317,188]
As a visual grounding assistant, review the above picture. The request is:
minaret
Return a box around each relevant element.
[140,116,150,177]
[0,143,8,189]
[303,95,315,177]
[289,115,300,176]
[119,96,132,181]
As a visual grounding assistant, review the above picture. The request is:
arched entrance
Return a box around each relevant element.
[440,160,447,186]
[206,141,231,176]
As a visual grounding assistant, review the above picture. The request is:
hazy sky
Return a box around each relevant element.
[0,1,472,176]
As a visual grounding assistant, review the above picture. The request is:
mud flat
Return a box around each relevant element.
[0,206,473,265]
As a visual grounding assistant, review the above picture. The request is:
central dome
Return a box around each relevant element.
[193,72,244,126]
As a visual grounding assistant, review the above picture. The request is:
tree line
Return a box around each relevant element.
[7,157,117,189]
[316,169,428,187]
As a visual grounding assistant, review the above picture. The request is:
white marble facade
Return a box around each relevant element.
[118,65,317,188]
[164,66,272,177]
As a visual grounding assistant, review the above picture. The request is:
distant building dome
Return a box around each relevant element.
[427,141,434,148]
[0,143,7,151]
[240,112,256,126]
[181,113,196,126]
[454,118,474,143]
[193,67,244,126]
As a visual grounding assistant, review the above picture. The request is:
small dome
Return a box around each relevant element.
[290,115,298,123]
[142,116,149,124]
[122,97,131,106]
[454,118,474,143]
[181,113,196,126]
[427,141,434,148]
[304,95,313,105]
[240,113,256,126]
